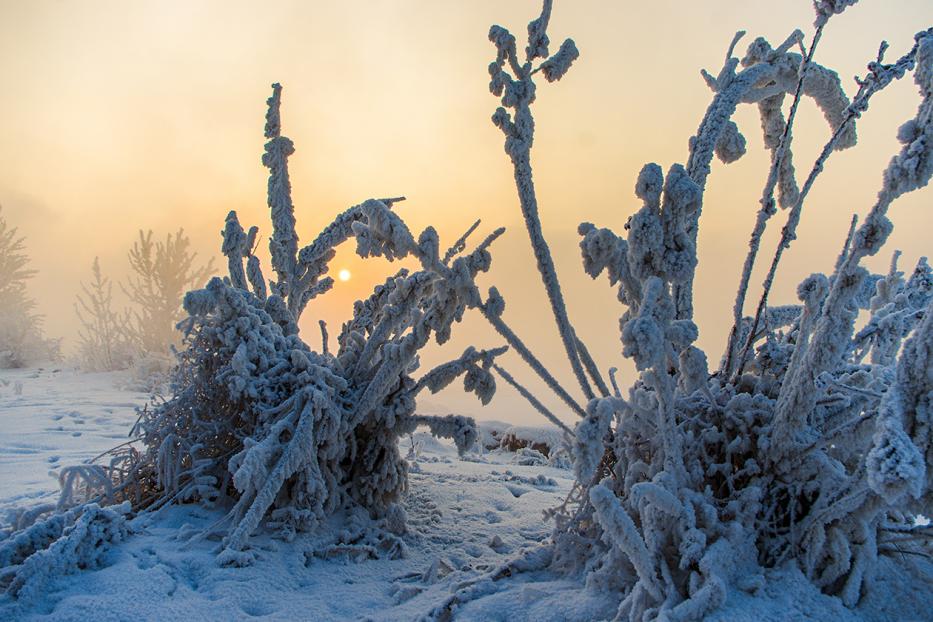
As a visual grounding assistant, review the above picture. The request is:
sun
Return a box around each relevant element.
[338,269,351,282]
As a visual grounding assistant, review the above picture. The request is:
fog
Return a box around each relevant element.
[1,0,930,425]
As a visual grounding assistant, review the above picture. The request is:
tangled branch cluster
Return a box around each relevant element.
[472,2,932,620]
[50,85,509,567]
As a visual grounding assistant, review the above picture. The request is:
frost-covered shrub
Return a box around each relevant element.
[122,228,215,357]
[0,503,130,603]
[74,257,135,372]
[468,2,933,620]
[61,84,509,565]
[500,425,566,458]
[0,209,59,367]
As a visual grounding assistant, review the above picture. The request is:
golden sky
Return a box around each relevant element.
[1,0,931,425]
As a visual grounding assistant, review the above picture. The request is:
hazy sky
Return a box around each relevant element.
[1,0,931,425]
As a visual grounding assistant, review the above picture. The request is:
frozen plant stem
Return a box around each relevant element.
[735,108,857,378]
[492,363,574,435]
[574,332,611,397]
[481,303,586,418]
[319,319,328,355]
[735,35,927,377]
[723,25,825,378]
[263,83,299,307]
[509,146,594,401]
[488,1,595,402]
[677,18,859,322]
[443,219,481,265]
[834,213,859,274]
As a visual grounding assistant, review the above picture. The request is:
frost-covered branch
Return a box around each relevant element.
[680,22,856,321]
[737,30,931,377]
[771,31,933,457]
[413,345,508,405]
[487,2,594,402]
[723,24,831,377]
[491,362,573,435]
[263,83,299,301]
[480,291,586,419]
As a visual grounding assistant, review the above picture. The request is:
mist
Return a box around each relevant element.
[1,0,930,425]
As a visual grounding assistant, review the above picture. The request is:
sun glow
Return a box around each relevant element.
[338,269,351,282]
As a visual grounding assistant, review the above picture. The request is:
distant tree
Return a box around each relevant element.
[0,207,58,367]
[122,229,215,356]
[74,257,134,372]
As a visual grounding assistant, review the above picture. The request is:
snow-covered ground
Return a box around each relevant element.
[0,367,147,520]
[0,368,930,621]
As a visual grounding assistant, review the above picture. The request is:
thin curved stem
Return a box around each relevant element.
[492,363,574,435]
[481,304,587,418]
[733,103,858,379]
[722,25,825,378]
[511,150,596,401]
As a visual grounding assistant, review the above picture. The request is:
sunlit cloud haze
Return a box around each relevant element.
[1,0,930,425]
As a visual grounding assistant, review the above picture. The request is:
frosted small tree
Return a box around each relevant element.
[0,207,58,367]
[74,257,134,372]
[40,83,509,569]
[122,229,215,356]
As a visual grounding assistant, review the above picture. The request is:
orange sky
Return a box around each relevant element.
[1,0,930,425]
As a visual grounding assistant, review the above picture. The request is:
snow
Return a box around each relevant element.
[0,368,576,620]
[0,367,146,520]
[1,368,929,621]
